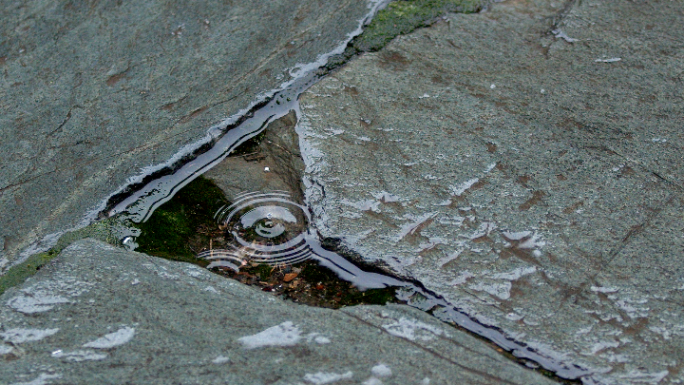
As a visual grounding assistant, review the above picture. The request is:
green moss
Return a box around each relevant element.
[0,218,125,295]
[254,264,273,281]
[354,0,482,52]
[134,176,229,264]
[0,251,57,296]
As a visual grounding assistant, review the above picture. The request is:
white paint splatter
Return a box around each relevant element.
[492,266,537,281]
[1,328,60,344]
[450,178,479,196]
[212,355,230,364]
[203,286,219,294]
[469,280,513,300]
[11,373,62,385]
[306,333,331,344]
[7,295,70,314]
[303,371,353,384]
[371,191,400,203]
[371,364,392,377]
[0,344,15,355]
[341,198,380,213]
[383,317,446,341]
[6,277,92,314]
[591,286,619,293]
[617,370,668,384]
[83,327,135,349]
[595,57,622,63]
[552,29,579,43]
[238,321,301,349]
[395,213,437,242]
[362,377,383,385]
[518,233,545,249]
[51,349,108,362]
[501,230,531,241]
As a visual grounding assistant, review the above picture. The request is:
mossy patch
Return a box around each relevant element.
[0,218,123,295]
[0,251,56,295]
[134,176,229,265]
[323,0,482,72]
[355,0,482,52]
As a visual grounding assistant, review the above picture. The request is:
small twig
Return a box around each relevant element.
[229,151,259,158]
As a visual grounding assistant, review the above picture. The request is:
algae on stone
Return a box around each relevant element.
[0,217,125,295]
[134,176,229,264]
[354,0,482,52]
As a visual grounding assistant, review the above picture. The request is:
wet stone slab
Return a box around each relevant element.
[297,1,684,383]
[0,0,377,268]
[0,239,557,385]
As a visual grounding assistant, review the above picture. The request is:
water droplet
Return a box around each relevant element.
[122,236,138,251]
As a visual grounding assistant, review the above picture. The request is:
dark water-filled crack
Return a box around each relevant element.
[8,1,590,383]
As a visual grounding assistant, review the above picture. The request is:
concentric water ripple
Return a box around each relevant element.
[197,191,314,270]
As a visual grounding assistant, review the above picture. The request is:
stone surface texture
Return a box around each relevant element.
[205,112,306,203]
[297,1,684,384]
[0,0,377,268]
[0,239,557,385]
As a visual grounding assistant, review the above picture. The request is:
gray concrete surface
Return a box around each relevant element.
[297,1,684,383]
[0,239,557,385]
[0,0,378,268]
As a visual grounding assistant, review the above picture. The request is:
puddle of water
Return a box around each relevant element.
[195,190,404,290]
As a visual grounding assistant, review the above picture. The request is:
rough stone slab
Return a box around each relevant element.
[0,0,377,267]
[0,239,556,385]
[297,1,684,383]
